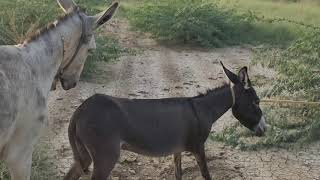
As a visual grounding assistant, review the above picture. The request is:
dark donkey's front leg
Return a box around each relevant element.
[193,144,212,180]
[174,153,182,180]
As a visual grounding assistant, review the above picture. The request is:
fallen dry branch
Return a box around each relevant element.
[261,99,320,106]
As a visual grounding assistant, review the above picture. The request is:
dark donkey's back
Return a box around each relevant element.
[64,62,267,180]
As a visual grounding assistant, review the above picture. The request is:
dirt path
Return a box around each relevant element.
[43,19,320,180]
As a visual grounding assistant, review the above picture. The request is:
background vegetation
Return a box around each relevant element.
[122,0,320,149]
[124,0,297,47]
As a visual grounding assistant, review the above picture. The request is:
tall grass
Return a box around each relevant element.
[220,0,320,26]
[0,0,60,44]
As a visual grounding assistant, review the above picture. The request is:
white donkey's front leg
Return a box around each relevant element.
[3,114,47,180]
[4,141,33,180]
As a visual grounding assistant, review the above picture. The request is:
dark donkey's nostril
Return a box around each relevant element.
[263,125,267,132]
[255,127,265,137]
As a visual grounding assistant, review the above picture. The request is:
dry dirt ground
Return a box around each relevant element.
[43,19,320,180]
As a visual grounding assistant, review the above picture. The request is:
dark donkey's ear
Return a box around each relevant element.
[56,0,77,13]
[92,2,119,29]
[238,67,251,88]
[220,61,240,84]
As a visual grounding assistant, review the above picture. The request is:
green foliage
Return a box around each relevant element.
[125,0,298,47]
[125,0,249,47]
[220,0,320,27]
[0,0,112,45]
[253,31,320,101]
[76,0,113,14]
[82,34,135,79]
[0,0,60,44]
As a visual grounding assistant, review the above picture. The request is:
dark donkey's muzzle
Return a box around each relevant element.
[254,116,267,136]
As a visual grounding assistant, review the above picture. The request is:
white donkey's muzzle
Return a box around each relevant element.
[254,116,267,136]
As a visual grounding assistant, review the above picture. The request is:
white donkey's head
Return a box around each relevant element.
[52,0,118,90]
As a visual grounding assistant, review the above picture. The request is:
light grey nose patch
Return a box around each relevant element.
[254,116,267,136]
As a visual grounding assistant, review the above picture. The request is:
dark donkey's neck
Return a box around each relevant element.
[190,84,233,140]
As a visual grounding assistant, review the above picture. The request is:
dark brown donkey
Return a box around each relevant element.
[64,62,267,180]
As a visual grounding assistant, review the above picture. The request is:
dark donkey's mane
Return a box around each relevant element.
[193,83,229,98]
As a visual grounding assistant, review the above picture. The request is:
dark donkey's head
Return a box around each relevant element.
[221,62,267,136]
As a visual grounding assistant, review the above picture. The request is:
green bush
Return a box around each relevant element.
[125,0,251,47]
[254,31,320,101]
[125,0,296,47]
[82,34,134,79]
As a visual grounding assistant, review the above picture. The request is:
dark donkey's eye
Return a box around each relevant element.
[254,99,260,105]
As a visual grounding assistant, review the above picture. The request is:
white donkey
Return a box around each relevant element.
[0,0,118,179]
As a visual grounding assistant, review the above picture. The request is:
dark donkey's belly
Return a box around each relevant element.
[120,99,196,156]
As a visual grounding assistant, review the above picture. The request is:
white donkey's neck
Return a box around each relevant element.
[19,13,82,97]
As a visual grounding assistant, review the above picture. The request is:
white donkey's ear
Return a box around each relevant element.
[57,0,77,13]
[90,2,119,29]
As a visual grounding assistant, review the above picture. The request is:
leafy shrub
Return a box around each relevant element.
[254,31,320,101]
[125,0,297,47]
[82,34,134,79]
[125,0,257,47]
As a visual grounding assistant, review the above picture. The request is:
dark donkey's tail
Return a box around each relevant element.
[64,111,91,180]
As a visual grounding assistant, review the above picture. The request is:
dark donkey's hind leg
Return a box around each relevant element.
[64,138,92,180]
[88,136,121,180]
[193,144,212,180]
[64,116,93,180]
[174,153,182,180]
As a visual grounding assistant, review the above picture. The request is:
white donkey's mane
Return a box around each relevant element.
[23,8,84,44]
